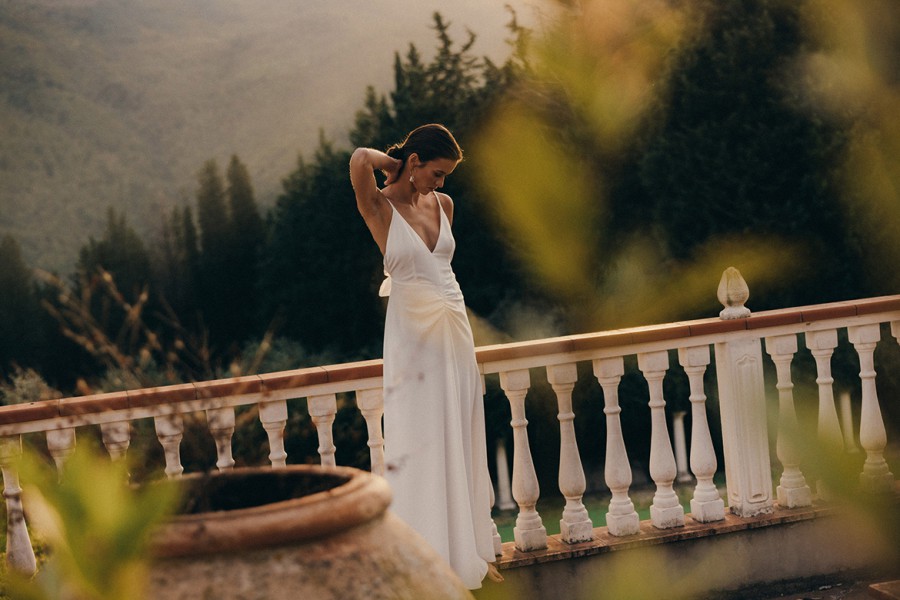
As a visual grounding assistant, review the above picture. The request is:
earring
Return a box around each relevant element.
[409,174,415,183]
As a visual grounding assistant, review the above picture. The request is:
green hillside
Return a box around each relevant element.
[0,0,528,271]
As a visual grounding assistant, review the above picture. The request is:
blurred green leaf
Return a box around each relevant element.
[6,442,180,600]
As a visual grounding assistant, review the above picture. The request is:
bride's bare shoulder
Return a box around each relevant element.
[435,192,454,223]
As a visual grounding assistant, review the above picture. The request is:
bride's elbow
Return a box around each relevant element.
[349,147,370,168]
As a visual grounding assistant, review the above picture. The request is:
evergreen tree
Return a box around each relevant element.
[260,136,383,356]
[194,160,233,350]
[181,205,201,284]
[388,14,492,139]
[157,205,201,331]
[428,13,480,120]
[224,155,265,342]
[349,86,393,151]
[77,208,153,303]
[636,0,860,308]
[226,156,264,249]
[57,208,157,379]
[195,160,230,258]
[390,44,428,136]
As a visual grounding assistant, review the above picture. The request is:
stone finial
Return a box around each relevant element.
[717,267,751,320]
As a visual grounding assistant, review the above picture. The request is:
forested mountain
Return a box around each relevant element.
[0,0,531,271]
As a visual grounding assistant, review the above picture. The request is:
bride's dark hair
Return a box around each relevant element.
[385,124,463,170]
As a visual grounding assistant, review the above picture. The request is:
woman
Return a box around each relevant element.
[349,124,501,588]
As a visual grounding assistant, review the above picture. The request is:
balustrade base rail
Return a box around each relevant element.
[480,484,900,600]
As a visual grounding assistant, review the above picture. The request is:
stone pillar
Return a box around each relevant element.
[713,268,773,516]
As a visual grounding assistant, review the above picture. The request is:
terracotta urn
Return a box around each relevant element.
[146,465,473,600]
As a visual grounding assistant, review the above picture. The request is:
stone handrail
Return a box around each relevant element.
[2,291,899,573]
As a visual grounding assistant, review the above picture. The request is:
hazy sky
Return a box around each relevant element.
[0,0,546,268]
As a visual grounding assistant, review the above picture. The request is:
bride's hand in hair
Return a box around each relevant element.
[382,157,403,185]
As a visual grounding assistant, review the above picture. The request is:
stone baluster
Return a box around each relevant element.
[547,363,593,543]
[206,407,236,471]
[308,395,337,468]
[259,400,289,468]
[593,356,639,536]
[154,414,184,478]
[839,391,857,453]
[765,334,812,508]
[891,322,900,450]
[489,482,503,556]
[482,376,504,557]
[494,437,516,510]
[100,421,131,462]
[806,330,843,448]
[672,411,691,483]
[46,428,76,473]
[356,388,385,475]
[850,324,894,492]
[499,369,547,552]
[638,351,685,529]
[805,329,842,500]
[0,436,36,576]
[678,345,725,522]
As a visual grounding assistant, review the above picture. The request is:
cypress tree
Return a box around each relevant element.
[195,160,230,259]
[194,160,232,349]
[181,206,201,290]
[157,205,201,330]
[225,154,264,342]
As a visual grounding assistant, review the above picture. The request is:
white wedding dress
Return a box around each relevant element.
[380,193,494,589]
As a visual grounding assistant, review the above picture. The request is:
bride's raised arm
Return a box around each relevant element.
[349,148,400,220]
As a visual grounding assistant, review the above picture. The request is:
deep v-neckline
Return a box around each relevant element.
[387,194,443,254]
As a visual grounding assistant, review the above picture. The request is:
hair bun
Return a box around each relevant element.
[385,145,405,159]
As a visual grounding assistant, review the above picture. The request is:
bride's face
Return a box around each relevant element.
[411,157,458,194]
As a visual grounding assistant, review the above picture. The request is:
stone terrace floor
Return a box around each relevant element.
[713,573,900,600]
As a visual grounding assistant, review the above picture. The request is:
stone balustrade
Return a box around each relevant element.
[1,281,899,576]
